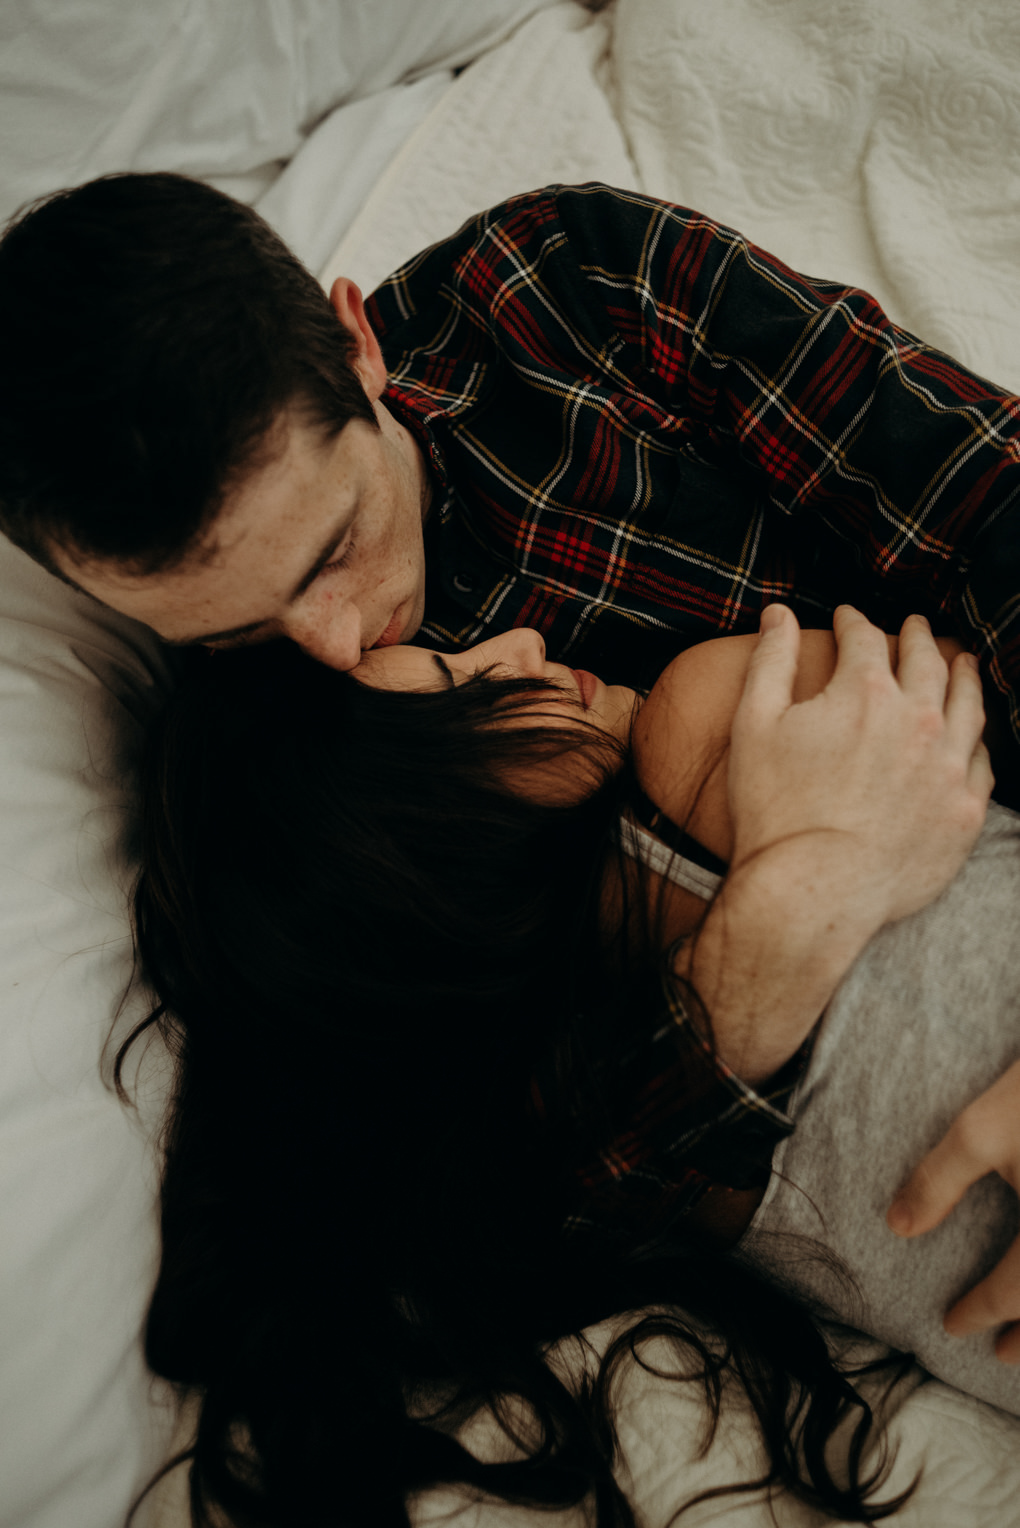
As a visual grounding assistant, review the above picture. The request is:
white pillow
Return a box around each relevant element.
[0,533,177,1528]
[0,0,567,227]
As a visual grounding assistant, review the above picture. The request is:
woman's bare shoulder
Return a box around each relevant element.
[631,631,843,862]
[630,637,757,861]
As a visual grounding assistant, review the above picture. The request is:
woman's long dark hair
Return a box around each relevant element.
[124,642,913,1527]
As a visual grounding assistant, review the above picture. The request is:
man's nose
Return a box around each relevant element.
[284,607,363,671]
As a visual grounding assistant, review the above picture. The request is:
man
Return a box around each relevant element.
[0,171,1016,1353]
[5,174,1020,699]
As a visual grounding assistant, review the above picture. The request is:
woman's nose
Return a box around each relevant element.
[491,627,546,675]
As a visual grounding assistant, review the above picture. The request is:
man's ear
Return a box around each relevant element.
[329,277,387,401]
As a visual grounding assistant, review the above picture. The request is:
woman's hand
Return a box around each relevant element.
[682,603,992,1083]
[888,1059,1020,1362]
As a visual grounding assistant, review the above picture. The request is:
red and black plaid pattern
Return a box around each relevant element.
[369,184,1020,731]
[529,953,804,1247]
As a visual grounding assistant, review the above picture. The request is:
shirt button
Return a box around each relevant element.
[452,572,475,594]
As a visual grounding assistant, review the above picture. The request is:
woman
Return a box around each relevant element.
[354,608,1020,1412]
[127,605,994,1527]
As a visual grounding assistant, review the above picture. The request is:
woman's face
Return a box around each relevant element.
[353,628,640,742]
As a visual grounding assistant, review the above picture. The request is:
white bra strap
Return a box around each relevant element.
[614,816,724,902]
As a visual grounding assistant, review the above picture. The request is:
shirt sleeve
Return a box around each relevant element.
[533,947,805,1250]
[549,186,1020,726]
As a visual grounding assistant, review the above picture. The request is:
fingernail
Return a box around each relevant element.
[886,1201,912,1235]
[965,652,980,672]
[760,605,783,633]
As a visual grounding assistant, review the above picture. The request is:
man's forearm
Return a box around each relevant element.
[674,836,881,1086]
[681,605,992,1087]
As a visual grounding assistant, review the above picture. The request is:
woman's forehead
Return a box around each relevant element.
[353,645,447,689]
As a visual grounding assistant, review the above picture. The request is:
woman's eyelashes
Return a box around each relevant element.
[432,654,456,688]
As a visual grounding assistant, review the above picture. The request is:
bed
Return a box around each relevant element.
[2,3,1019,1524]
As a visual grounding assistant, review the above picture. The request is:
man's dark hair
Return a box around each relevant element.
[0,172,378,575]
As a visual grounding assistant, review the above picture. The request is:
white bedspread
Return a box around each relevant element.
[614,0,1020,393]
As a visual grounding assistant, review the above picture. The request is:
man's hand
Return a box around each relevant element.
[888,1059,1020,1362]
[684,603,992,1083]
[728,603,992,930]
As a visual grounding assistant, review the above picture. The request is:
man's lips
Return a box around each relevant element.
[372,608,404,649]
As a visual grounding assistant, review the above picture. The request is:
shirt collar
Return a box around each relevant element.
[381,380,450,495]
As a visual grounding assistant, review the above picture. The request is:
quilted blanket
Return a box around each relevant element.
[613,0,1020,393]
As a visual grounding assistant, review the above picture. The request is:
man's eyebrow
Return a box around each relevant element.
[161,619,272,650]
[162,514,356,648]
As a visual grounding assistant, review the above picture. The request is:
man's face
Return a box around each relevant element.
[54,400,432,670]
[51,277,432,670]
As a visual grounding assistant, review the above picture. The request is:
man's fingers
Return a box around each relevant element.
[829,603,896,678]
[943,1235,1020,1346]
[944,649,990,757]
[732,604,800,730]
[894,612,950,707]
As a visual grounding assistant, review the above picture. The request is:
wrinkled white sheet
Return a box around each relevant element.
[255,71,456,276]
[321,3,639,294]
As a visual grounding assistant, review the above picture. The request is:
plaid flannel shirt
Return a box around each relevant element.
[367,183,1020,1230]
[369,183,1020,720]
